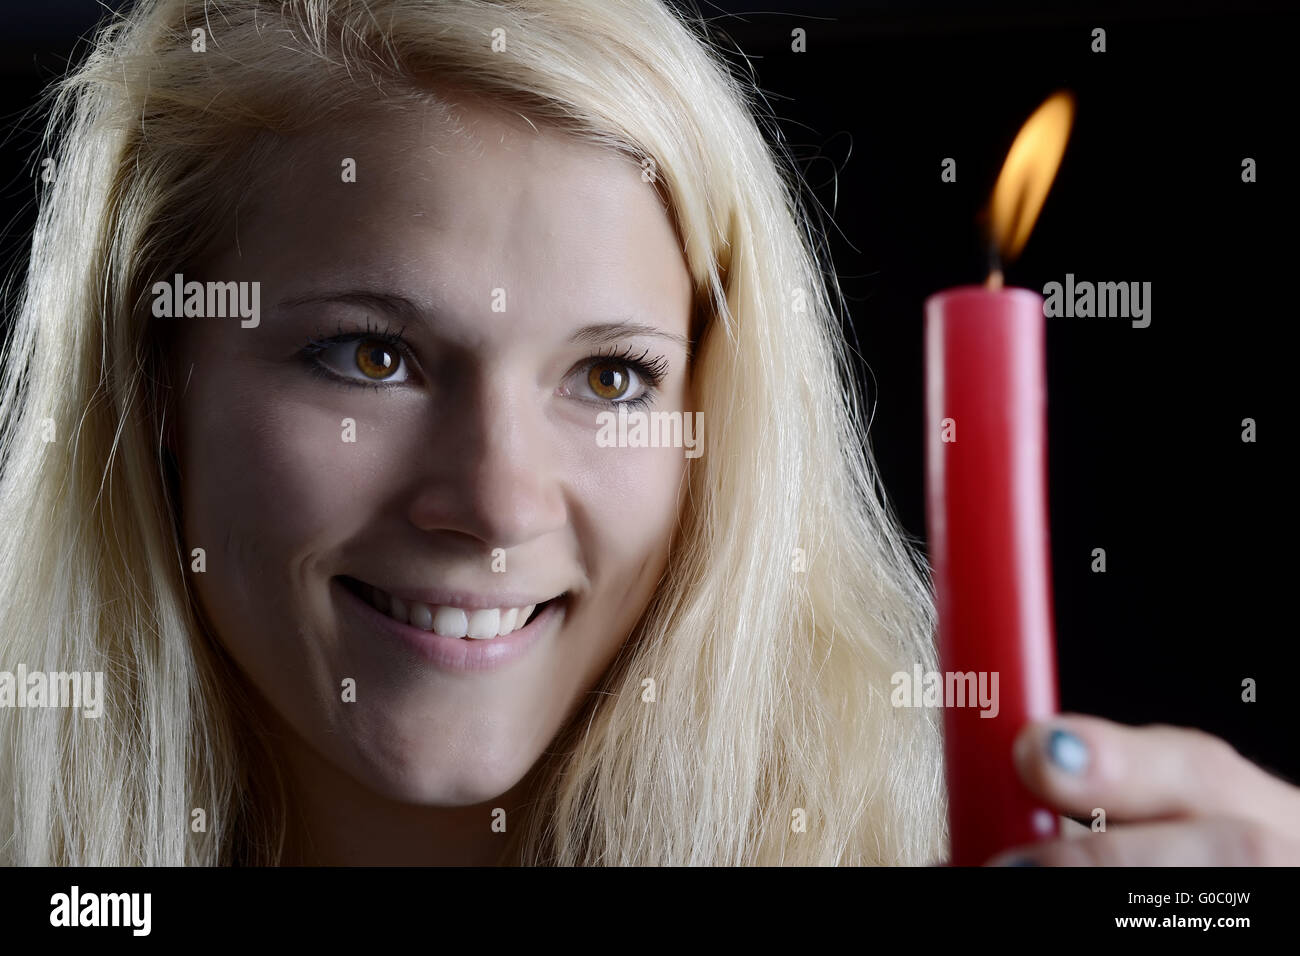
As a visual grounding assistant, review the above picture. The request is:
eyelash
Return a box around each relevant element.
[297,322,670,408]
[581,345,669,410]
[301,318,412,391]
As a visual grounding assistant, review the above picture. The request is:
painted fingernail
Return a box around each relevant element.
[1047,728,1089,774]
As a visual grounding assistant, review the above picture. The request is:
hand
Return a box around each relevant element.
[984,713,1300,865]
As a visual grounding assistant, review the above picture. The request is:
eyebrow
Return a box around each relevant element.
[276,291,422,326]
[277,291,691,356]
[569,321,691,357]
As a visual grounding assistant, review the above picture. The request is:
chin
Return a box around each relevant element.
[337,734,534,808]
[378,770,527,808]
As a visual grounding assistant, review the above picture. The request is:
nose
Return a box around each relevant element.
[405,368,567,550]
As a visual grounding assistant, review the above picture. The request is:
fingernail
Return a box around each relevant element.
[1047,728,1089,774]
[994,856,1041,866]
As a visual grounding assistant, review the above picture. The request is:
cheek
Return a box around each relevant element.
[545,443,686,716]
[577,438,684,541]
[569,441,686,626]
[182,393,369,570]
[176,368,393,676]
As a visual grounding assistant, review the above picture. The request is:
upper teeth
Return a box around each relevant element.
[369,585,538,639]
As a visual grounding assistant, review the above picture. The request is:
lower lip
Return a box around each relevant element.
[334,578,563,672]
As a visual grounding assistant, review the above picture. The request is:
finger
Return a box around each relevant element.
[1059,814,1090,839]
[1012,714,1300,833]
[986,815,1300,866]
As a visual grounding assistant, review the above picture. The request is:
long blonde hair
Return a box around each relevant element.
[0,0,946,865]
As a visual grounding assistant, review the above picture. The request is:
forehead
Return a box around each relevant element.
[222,100,691,332]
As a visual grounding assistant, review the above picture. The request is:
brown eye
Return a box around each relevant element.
[587,361,629,400]
[355,339,399,380]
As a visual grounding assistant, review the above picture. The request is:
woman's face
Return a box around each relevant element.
[171,101,693,806]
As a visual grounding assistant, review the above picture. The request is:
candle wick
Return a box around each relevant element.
[985,237,1004,290]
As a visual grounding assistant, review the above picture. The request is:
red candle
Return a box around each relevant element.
[925,284,1059,865]
[924,92,1074,866]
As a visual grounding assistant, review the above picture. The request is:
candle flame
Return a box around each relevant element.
[988,91,1075,264]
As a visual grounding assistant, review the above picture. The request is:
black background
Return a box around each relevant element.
[0,1,1293,784]
[671,0,1294,782]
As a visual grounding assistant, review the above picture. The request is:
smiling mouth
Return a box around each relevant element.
[337,576,562,640]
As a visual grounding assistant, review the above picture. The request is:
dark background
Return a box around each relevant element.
[0,1,1292,781]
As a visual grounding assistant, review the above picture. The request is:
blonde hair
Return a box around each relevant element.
[0,0,947,865]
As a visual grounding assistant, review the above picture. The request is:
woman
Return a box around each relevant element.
[0,0,1295,866]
